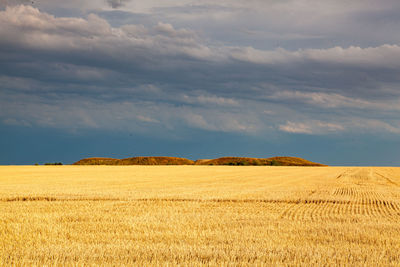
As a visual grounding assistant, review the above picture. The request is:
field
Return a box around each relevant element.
[1,166,400,265]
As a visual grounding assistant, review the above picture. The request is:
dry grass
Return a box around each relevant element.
[1,166,400,265]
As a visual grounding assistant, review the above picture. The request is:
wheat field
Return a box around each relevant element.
[1,166,400,265]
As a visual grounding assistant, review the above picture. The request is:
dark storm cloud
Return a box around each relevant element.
[106,0,131,9]
[1,5,400,136]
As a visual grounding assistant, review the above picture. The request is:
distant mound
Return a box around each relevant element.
[74,156,325,166]
[118,157,194,165]
[73,156,194,165]
[195,157,325,166]
[73,157,120,165]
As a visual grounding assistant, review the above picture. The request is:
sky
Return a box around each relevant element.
[1,0,400,165]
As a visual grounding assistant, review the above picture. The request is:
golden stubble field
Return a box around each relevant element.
[1,166,400,265]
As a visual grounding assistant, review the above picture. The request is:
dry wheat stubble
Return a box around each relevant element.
[1,166,400,265]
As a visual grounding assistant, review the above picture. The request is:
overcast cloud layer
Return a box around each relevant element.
[1,1,400,164]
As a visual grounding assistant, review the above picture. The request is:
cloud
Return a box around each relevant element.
[3,5,400,73]
[279,122,314,134]
[268,91,400,111]
[143,0,400,53]
[351,119,400,135]
[279,121,344,134]
[228,45,400,68]
[1,5,400,137]
[4,5,400,69]
[136,115,159,123]
[182,110,257,133]
[0,0,31,8]
[0,88,257,134]
[181,95,239,107]
[106,0,131,9]
[2,118,31,127]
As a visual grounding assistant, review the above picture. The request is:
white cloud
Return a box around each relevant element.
[136,115,159,123]
[229,45,400,68]
[279,121,344,134]
[268,91,400,111]
[182,94,239,106]
[0,5,217,63]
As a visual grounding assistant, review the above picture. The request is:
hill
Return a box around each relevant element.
[195,156,325,166]
[73,157,120,165]
[118,157,194,165]
[73,157,194,165]
[74,156,324,166]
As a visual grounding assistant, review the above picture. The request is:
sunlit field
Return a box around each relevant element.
[1,166,400,265]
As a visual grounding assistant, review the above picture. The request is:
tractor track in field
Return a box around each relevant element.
[279,168,400,222]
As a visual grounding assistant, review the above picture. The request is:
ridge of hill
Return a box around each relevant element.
[118,157,194,165]
[73,157,194,165]
[73,157,120,165]
[74,156,325,166]
[195,156,326,166]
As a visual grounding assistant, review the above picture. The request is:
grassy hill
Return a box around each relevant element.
[73,158,120,165]
[73,157,194,165]
[195,157,326,166]
[118,157,194,165]
[74,156,325,166]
